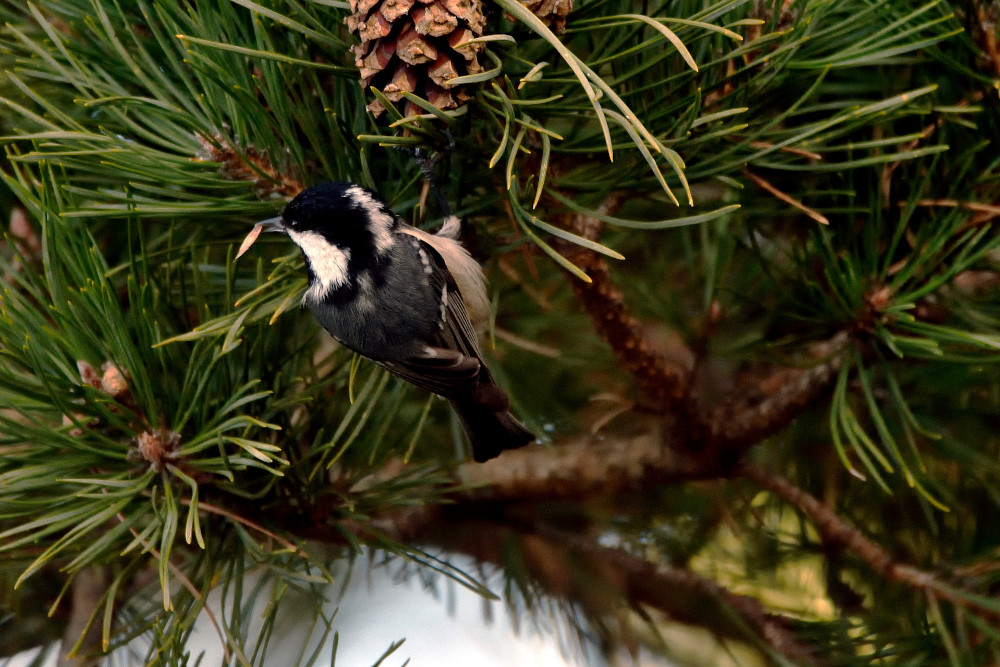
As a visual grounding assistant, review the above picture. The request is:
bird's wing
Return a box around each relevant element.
[399,225,490,330]
[380,234,488,400]
[380,347,481,398]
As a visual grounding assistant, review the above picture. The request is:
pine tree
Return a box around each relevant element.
[1,0,999,665]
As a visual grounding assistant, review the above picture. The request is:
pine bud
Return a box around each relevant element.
[77,360,103,389]
[100,362,129,398]
[136,429,181,471]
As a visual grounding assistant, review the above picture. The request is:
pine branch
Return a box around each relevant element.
[325,502,820,664]
[525,521,821,667]
[557,191,692,411]
[738,462,1000,622]
[456,417,703,501]
[705,331,850,455]
[555,192,851,470]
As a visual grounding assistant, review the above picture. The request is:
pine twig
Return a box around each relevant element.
[196,133,304,199]
[706,331,850,457]
[555,195,847,467]
[457,417,706,501]
[738,462,1000,620]
[560,192,691,410]
[527,521,822,667]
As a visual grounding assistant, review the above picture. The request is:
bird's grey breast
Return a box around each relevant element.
[307,234,440,361]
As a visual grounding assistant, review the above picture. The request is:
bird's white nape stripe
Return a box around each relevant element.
[288,229,351,302]
[345,185,395,256]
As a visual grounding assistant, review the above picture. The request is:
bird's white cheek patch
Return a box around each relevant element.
[288,229,351,302]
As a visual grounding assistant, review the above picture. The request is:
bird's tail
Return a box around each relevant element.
[451,399,535,462]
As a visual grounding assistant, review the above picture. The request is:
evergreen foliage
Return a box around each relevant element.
[0,0,998,664]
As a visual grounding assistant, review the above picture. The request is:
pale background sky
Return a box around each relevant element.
[4,553,678,666]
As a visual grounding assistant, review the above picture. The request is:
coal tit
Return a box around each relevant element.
[243,182,535,462]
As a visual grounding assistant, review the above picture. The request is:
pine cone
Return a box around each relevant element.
[347,0,487,117]
[519,0,572,32]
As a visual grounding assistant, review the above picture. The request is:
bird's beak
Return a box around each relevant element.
[237,216,286,259]
[254,216,286,233]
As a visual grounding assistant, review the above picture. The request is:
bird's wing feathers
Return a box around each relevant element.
[399,225,490,330]
[380,348,480,398]
[381,233,488,400]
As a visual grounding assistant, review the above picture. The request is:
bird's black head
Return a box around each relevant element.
[278,182,400,304]
[281,182,398,257]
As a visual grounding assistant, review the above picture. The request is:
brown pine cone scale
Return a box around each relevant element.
[347,0,487,116]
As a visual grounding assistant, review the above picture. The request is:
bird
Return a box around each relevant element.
[240,181,535,462]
